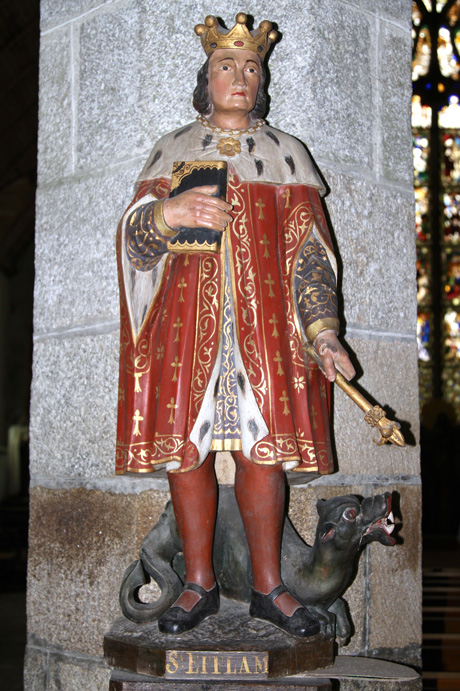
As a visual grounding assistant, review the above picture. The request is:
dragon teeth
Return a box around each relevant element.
[385,511,395,534]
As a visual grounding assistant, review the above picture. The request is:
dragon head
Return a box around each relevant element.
[316,492,396,551]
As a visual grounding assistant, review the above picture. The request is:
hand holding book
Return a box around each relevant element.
[163,161,231,254]
[163,185,232,232]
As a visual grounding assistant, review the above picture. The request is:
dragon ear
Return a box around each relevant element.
[317,499,327,516]
[321,524,336,543]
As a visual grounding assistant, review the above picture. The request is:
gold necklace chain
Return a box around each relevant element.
[197,114,264,137]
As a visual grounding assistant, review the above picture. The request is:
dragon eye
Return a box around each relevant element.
[343,507,357,522]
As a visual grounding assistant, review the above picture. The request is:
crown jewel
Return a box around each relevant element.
[195,13,278,59]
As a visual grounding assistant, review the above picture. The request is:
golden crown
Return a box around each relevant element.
[195,13,278,60]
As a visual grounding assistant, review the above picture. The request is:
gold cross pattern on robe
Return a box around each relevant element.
[260,234,270,258]
[132,409,144,436]
[173,318,183,343]
[256,198,265,220]
[167,397,178,424]
[171,356,182,382]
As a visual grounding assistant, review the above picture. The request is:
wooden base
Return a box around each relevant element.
[104,598,334,681]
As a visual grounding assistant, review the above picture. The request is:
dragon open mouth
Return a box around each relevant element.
[362,495,396,545]
[365,511,395,537]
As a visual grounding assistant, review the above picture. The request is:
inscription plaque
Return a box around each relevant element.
[165,650,268,679]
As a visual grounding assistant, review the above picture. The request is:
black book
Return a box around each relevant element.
[167,160,228,254]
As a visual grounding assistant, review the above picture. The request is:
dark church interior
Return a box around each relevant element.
[0,1,38,689]
[0,2,459,689]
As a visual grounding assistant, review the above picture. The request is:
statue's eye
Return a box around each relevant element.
[343,507,357,522]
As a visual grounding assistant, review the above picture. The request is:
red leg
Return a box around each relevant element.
[167,453,217,610]
[233,452,302,616]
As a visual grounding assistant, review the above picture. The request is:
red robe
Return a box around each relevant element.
[115,124,340,475]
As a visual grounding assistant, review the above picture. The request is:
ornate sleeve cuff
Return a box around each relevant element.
[126,199,177,271]
[305,318,340,344]
[153,199,178,239]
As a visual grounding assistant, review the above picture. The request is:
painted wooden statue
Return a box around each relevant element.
[115,13,356,638]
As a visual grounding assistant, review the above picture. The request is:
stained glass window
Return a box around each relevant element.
[441,132,460,185]
[443,191,460,242]
[412,0,460,419]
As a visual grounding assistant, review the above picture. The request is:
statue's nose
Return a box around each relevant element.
[233,70,246,86]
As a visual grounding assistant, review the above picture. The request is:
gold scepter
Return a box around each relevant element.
[303,342,405,448]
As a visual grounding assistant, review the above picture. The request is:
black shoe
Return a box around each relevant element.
[158,582,219,634]
[249,584,321,638]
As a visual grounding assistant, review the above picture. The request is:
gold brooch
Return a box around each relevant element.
[217,137,241,157]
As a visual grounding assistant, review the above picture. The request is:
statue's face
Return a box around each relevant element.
[207,49,260,120]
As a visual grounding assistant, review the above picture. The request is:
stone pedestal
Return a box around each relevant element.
[109,669,332,690]
[108,656,421,691]
[104,599,334,681]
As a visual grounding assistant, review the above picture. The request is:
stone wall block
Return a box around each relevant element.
[77,2,145,172]
[379,22,413,185]
[27,487,169,655]
[134,0,203,147]
[30,333,119,479]
[368,484,422,650]
[133,487,171,552]
[333,337,420,476]
[271,0,374,170]
[360,0,413,27]
[339,679,421,691]
[24,647,48,691]
[37,28,73,184]
[48,655,111,690]
[40,0,114,31]
[337,556,368,656]
[323,170,416,334]
[34,167,134,334]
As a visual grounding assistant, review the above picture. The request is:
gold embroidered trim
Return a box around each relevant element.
[210,439,243,451]
[116,467,156,474]
[227,181,267,409]
[153,199,177,238]
[305,318,340,344]
[253,434,328,465]
[282,202,315,374]
[116,436,185,467]
[190,256,221,416]
[167,238,220,253]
